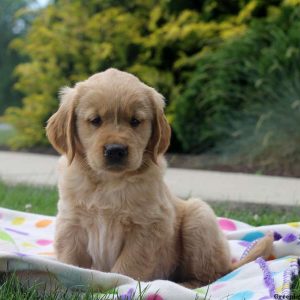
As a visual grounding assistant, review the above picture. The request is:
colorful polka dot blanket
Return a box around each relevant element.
[0,207,299,300]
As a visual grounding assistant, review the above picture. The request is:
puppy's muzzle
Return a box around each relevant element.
[104,144,128,165]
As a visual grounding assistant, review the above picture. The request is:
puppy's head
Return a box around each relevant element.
[46,68,171,175]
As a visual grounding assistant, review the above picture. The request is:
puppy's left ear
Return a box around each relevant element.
[147,88,171,164]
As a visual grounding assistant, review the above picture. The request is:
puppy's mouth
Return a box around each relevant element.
[104,162,127,172]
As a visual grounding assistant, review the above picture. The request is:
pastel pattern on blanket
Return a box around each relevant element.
[0,207,299,300]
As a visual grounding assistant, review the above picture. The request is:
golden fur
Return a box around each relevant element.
[46,68,273,288]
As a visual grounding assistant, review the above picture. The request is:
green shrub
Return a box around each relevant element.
[0,0,34,114]
[4,0,283,149]
[172,5,300,153]
[217,56,300,175]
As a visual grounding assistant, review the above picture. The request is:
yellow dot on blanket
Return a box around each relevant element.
[35,219,52,228]
[21,242,36,248]
[11,217,25,225]
[288,222,300,228]
[287,257,296,262]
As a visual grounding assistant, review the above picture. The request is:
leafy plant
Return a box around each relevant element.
[3,0,284,149]
[0,0,34,114]
[172,4,300,157]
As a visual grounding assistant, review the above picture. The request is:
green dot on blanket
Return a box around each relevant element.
[0,230,14,243]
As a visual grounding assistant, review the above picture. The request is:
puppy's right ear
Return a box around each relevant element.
[46,87,78,165]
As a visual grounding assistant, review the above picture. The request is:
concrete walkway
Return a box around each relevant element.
[0,151,300,206]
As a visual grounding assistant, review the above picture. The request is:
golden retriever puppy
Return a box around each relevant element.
[46,68,273,288]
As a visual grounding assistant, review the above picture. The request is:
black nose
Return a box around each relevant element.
[104,144,128,163]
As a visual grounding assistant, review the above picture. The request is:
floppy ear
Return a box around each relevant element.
[147,88,171,164]
[46,87,78,165]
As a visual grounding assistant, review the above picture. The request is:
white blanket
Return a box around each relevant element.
[0,207,299,299]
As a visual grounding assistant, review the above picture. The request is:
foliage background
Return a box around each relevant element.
[0,0,35,112]
[2,0,300,175]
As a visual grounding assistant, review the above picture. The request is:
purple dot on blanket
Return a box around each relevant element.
[273,231,282,241]
[239,241,250,247]
[36,239,52,246]
[14,252,27,257]
[5,228,29,236]
[242,231,265,242]
[282,233,298,243]
[218,218,237,231]
[120,288,134,300]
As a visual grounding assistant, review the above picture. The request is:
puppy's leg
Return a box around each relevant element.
[111,226,175,281]
[231,231,274,270]
[111,251,154,281]
[179,199,232,289]
[55,216,92,268]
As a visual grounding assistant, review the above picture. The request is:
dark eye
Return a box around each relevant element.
[90,116,102,127]
[130,117,141,128]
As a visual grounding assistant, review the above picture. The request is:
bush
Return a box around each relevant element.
[0,0,34,114]
[172,5,300,154]
[4,0,282,149]
[219,72,300,176]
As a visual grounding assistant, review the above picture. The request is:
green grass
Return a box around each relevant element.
[0,180,299,298]
[0,273,153,300]
[0,180,58,216]
[0,273,117,300]
[292,278,300,299]
[211,202,300,226]
[1,180,299,225]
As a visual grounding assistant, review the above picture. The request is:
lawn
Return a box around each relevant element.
[0,180,299,299]
[0,181,57,215]
[0,180,298,225]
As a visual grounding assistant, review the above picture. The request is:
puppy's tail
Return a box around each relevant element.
[231,231,274,271]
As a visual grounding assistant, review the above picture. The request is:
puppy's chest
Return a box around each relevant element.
[81,212,125,272]
[65,178,147,271]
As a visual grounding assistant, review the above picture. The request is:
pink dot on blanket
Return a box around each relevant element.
[212,283,226,290]
[231,258,237,264]
[146,295,163,300]
[36,239,52,246]
[218,218,237,231]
